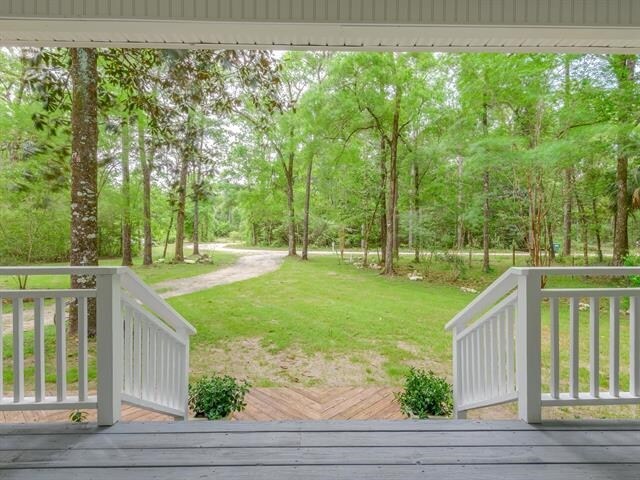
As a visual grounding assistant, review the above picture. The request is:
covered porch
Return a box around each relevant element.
[2,2,640,479]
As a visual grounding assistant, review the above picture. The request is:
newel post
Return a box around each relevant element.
[177,327,191,421]
[96,272,123,426]
[516,270,542,423]
[452,326,467,419]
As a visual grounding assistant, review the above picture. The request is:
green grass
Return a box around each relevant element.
[0,247,238,290]
[171,254,624,385]
[3,249,637,419]
[169,256,480,384]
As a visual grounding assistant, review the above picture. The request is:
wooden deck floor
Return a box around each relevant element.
[232,387,404,421]
[0,387,404,424]
[1,420,640,479]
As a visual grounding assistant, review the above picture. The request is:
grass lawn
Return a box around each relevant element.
[170,256,473,387]
[3,249,639,419]
[0,247,238,290]
[169,253,640,419]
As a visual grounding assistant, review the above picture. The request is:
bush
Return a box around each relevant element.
[188,375,251,420]
[395,368,453,419]
[624,255,640,286]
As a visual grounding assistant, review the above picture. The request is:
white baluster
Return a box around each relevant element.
[78,297,88,402]
[475,330,483,400]
[141,323,149,400]
[497,313,505,396]
[55,297,66,402]
[123,307,133,395]
[490,318,499,396]
[631,296,640,397]
[134,314,142,398]
[149,328,157,402]
[12,298,24,403]
[589,296,600,398]
[34,298,45,403]
[0,297,3,400]
[569,296,579,399]
[480,322,491,398]
[610,296,620,397]
[549,297,559,399]
[506,305,515,393]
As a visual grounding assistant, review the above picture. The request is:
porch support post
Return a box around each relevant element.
[177,328,190,421]
[453,326,467,419]
[96,272,122,426]
[516,270,542,423]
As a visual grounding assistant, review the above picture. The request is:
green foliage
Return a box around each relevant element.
[624,255,640,286]
[188,375,251,420]
[395,368,454,419]
[69,410,89,423]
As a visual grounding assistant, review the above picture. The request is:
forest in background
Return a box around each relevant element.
[1,49,639,276]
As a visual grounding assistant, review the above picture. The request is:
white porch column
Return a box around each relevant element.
[516,270,542,423]
[96,272,123,426]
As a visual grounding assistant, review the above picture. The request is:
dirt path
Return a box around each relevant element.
[156,247,285,299]
[2,244,286,331]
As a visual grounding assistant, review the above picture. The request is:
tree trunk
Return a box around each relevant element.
[481,100,490,273]
[575,191,589,265]
[192,131,206,257]
[592,198,604,263]
[562,58,574,258]
[547,220,556,261]
[121,116,133,267]
[192,191,200,256]
[456,156,464,251]
[69,48,99,336]
[382,93,401,276]
[612,55,635,266]
[379,138,387,267]
[482,169,490,273]
[285,152,297,257]
[301,157,313,260]
[562,168,573,256]
[613,155,628,266]
[174,154,189,262]
[411,161,420,263]
[138,113,153,266]
[163,214,174,260]
[393,201,400,261]
[251,223,258,246]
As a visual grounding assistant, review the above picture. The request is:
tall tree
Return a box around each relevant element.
[137,112,154,265]
[70,48,99,334]
[611,55,637,266]
[120,115,133,266]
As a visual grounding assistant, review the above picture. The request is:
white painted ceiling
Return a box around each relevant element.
[1,1,639,52]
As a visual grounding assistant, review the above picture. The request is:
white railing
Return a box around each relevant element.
[446,267,640,423]
[0,267,196,425]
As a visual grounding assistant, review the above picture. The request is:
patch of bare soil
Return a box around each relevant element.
[190,337,391,387]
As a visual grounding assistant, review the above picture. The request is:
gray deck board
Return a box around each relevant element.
[4,419,640,434]
[1,430,639,449]
[0,465,638,480]
[0,420,639,479]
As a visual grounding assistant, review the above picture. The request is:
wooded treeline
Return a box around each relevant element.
[1,49,639,277]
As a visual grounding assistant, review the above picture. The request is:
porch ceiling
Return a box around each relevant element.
[0,0,640,52]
